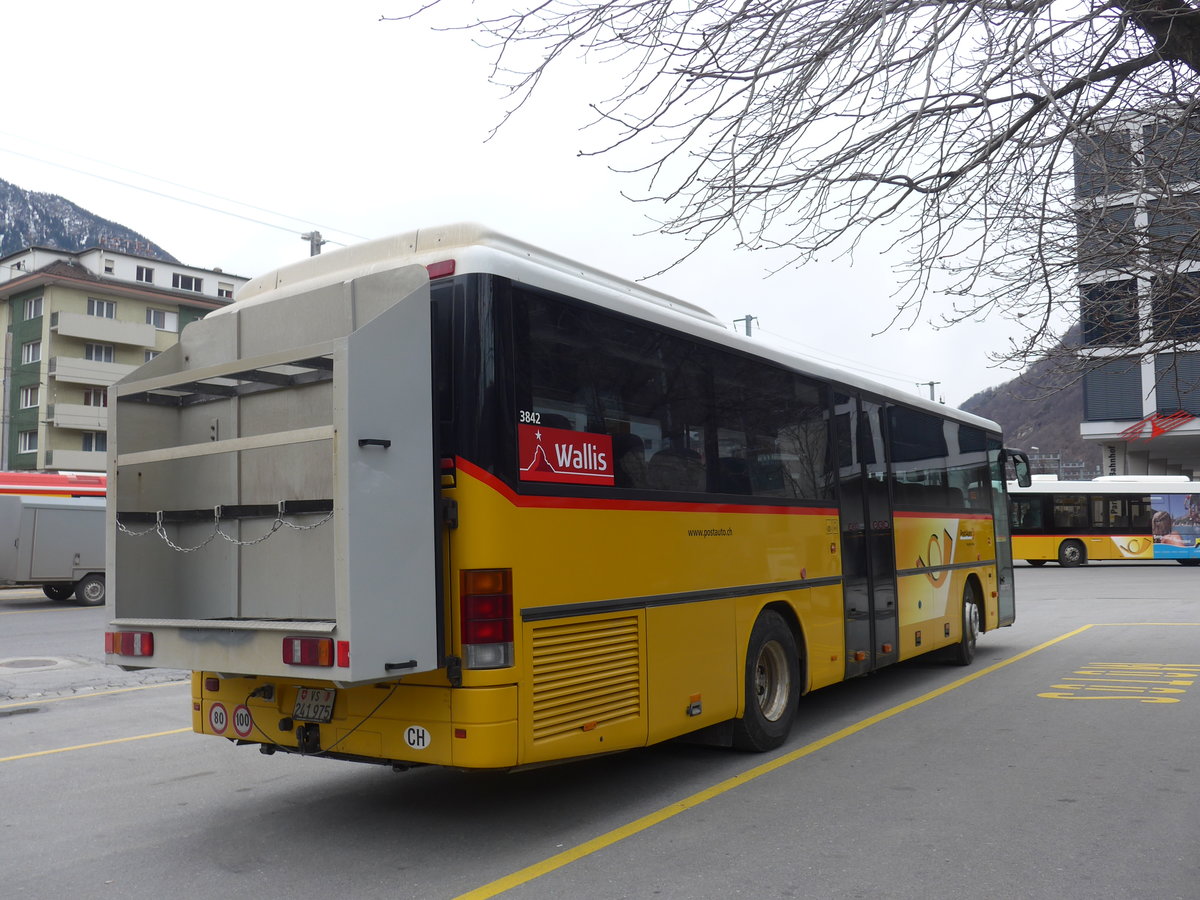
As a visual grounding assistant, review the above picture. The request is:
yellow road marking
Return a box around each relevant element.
[0,605,92,615]
[456,625,1094,900]
[0,728,190,763]
[0,680,188,710]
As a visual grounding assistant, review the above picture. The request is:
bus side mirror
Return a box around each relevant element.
[1004,449,1032,488]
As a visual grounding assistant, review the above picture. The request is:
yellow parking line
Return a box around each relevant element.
[457,626,1094,900]
[0,605,92,615]
[0,680,188,710]
[0,728,191,763]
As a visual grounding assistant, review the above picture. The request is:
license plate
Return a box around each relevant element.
[293,687,336,723]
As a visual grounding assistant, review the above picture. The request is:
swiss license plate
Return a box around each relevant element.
[293,687,336,723]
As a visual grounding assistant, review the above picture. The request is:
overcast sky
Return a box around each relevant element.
[0,1,1030,406]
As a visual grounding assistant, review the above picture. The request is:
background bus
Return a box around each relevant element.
[1007,475,1200,566]
[106,223,1030,771]
[0,471,106,497]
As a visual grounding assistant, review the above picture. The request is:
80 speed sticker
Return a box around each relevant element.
[209,702,228,734]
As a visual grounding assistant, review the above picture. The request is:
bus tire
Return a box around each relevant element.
[1026,560,1047,567]
[1058,540,1086,567]
[948,583,980,666]
[732,610,799,752]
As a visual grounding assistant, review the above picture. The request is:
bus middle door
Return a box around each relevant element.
[837,396,898,679]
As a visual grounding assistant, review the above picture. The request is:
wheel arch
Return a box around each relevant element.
[757,599,809,695]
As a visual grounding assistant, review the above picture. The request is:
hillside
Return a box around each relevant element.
[0,177,175,262]
[959,342,1098,477]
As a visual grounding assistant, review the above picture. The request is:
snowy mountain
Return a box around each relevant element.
[0,177,175,262]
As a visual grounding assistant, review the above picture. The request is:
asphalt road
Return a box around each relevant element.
[2,565,1198,899]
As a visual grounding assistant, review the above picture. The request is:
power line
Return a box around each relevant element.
[0,130,370,247]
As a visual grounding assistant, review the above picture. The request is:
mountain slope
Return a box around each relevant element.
[0,177,175,262]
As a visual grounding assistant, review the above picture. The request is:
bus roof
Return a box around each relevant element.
[231,223,1001,434]
[1008,477,1200,495]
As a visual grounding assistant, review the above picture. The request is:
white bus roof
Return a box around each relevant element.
[230,223,1001,434]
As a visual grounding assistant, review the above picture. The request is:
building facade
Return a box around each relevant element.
[1076,117,1200,478]
[0,245,246,472]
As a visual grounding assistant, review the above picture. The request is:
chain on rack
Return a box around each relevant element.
[116,502,334,553]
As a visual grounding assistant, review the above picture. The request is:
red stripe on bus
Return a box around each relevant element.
[455,457,836,517]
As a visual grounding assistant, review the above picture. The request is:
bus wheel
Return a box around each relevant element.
[948,584,980,666]
[1058,540,1086,567]
[1026,560,1047,567]
[732,610,799,752]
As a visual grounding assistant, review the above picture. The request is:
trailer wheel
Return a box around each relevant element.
[732,610,799,752]
[74,574,105,606]
[42,583,75,601]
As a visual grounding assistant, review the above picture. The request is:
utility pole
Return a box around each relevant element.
[918,380,941,402]
[301,231,326,256]
[734,314,758,336]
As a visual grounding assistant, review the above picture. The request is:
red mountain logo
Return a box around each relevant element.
[518,424,614,486]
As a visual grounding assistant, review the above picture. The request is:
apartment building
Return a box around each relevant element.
[1075,117,1200,478]
[0,245,247,471]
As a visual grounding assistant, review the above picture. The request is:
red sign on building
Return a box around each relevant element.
[518,424,614,486]
[1119,411,1196,442]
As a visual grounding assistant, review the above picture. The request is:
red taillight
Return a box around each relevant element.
[282,636,334,667]
[461,569,514,669]
[105,631,154,657]
[426,259,456,279]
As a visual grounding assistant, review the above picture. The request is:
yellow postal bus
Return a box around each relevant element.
[105,224,1029,770]
[1008,476,1200,566]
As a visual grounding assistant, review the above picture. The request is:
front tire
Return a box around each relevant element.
[1026,559,1047,567]
[947,584,980,666]
[1058,540,1086,567]
[74,573,105,606]
[732,610,799,752]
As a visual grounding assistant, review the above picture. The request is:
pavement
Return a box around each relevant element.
[0,589,187,703]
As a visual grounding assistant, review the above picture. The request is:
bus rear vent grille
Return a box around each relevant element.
[529,615,641,742]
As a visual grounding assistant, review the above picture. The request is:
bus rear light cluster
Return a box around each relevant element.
[282,636,334,667]
[461,568,514,669]
[105,631,154,657]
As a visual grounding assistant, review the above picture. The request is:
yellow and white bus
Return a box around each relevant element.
[106,224,1029,770]
[1008,476,1200,566]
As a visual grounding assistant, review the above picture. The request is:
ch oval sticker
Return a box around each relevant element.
[404,725,431,751]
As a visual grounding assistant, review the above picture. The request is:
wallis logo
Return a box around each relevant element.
[519,423,614,486]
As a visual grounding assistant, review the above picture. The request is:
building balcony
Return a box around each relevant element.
[45,449,106,472]
[50,310,156,347]
[46,403,109,432]
[48,356,137,386]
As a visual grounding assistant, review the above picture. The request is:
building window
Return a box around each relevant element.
[146,308,179,331]
[18,430,37,454]
[104,258,115,275]
[85,343,114,363]
[144,349,161,362]
[83,388,108,407]
[21,341,41,364]
[173,273,203,292]
[23,296,42,319]
[136,266,155,284]
[82,432,107,453]
[1082,280,1139,346]
[218,282,234,299]
[19,385,38,409]
[87,297,116,318]
[1151,274,1200,341]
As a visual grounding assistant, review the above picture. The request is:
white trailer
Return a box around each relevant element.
[0,495,106,604]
